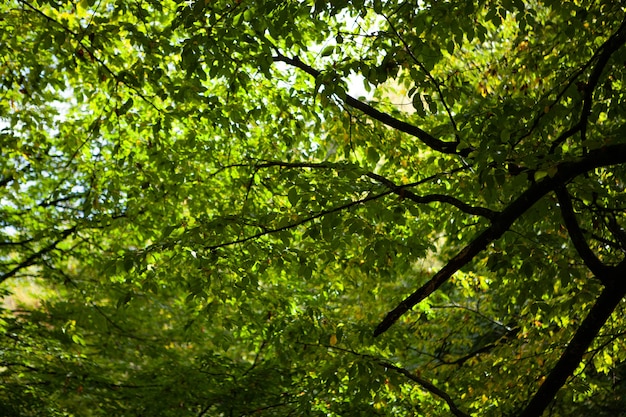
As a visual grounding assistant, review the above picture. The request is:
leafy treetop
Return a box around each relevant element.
[1,0,626,416]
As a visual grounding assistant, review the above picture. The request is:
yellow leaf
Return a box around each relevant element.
[329,334,337,346]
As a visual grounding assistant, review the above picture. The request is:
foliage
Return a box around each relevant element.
[2,0,626,415]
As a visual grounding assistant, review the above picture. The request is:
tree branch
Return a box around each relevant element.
[374,143,626,337]
[549,17,626,153]
[0,174,14,189]
[581,227,624,252]
[519,268,626,417]
[272,52,469,156]
[554,184,612,280]
[204,190,393,251]
[313,343,470,417]
[606,214,626,251]
[366,172,497,220]
[0,226,77,284]
[255,160,490,218]
[382,14,459,137]
[445,327,519,367]
[578,17,626,144]
[548,122,583,154]
[381,362,470,417]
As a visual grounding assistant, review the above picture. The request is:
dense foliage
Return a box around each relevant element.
[2,0,626,415]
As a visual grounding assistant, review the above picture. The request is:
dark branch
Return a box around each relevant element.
[0,226,77,284]
[0,174,14,189]
[548,122,583,154]
[254,160,490,218]
[549,17,626,153]
[366,172,497,220]
[578,17,626,143]
[315,343,470,417]
[0,238,35,248]
[373,220,510,337]
[382,15,459,137]
[204,190,393,251]
[374,143,626,337]
[606,215,626,251]
[0,164,32,190]
[381,362,470,417]
[554,184,612,280]
[272,52,468,156]
[446,327,520,367]
[428,304,519,366]
[519,272,626,417]
[581,227,624,252]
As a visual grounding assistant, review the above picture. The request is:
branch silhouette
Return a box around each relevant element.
[272,52,470,156]
[374,143,626,337]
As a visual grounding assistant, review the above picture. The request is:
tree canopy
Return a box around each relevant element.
[2,0,626,415]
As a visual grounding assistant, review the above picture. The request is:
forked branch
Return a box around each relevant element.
[374,144,626,336]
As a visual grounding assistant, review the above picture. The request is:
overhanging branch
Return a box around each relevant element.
[374,144,626,337]
[382,14,459,137]
[366,172,497,220]
[549,17,626,152]
[312,343,470,417]
[203,190,393,251]
[519,271,626,417]
[254,160,492,219]
[554,184,611,280]
[0,226,77,284]
[606,215,626,251]
[578,17,626,143]
[272,52,468,156]
[381,361,470,417]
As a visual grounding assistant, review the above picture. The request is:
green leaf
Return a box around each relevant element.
[412,94,426,116]
[4,2,626,415]
[118,98,134,114]
[320,45,335,57]
[366,147,379,164]
[288,187,300,206]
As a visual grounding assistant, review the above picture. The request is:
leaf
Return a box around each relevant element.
[5,2,626,415]
[366,147,379,164]
[412,94,426,116]
[118,98,134,115]
[116,292,133,309]
[288,187,300,206]
[534,170,548,181]
[424,94,438,114]
[320,45,335,57]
